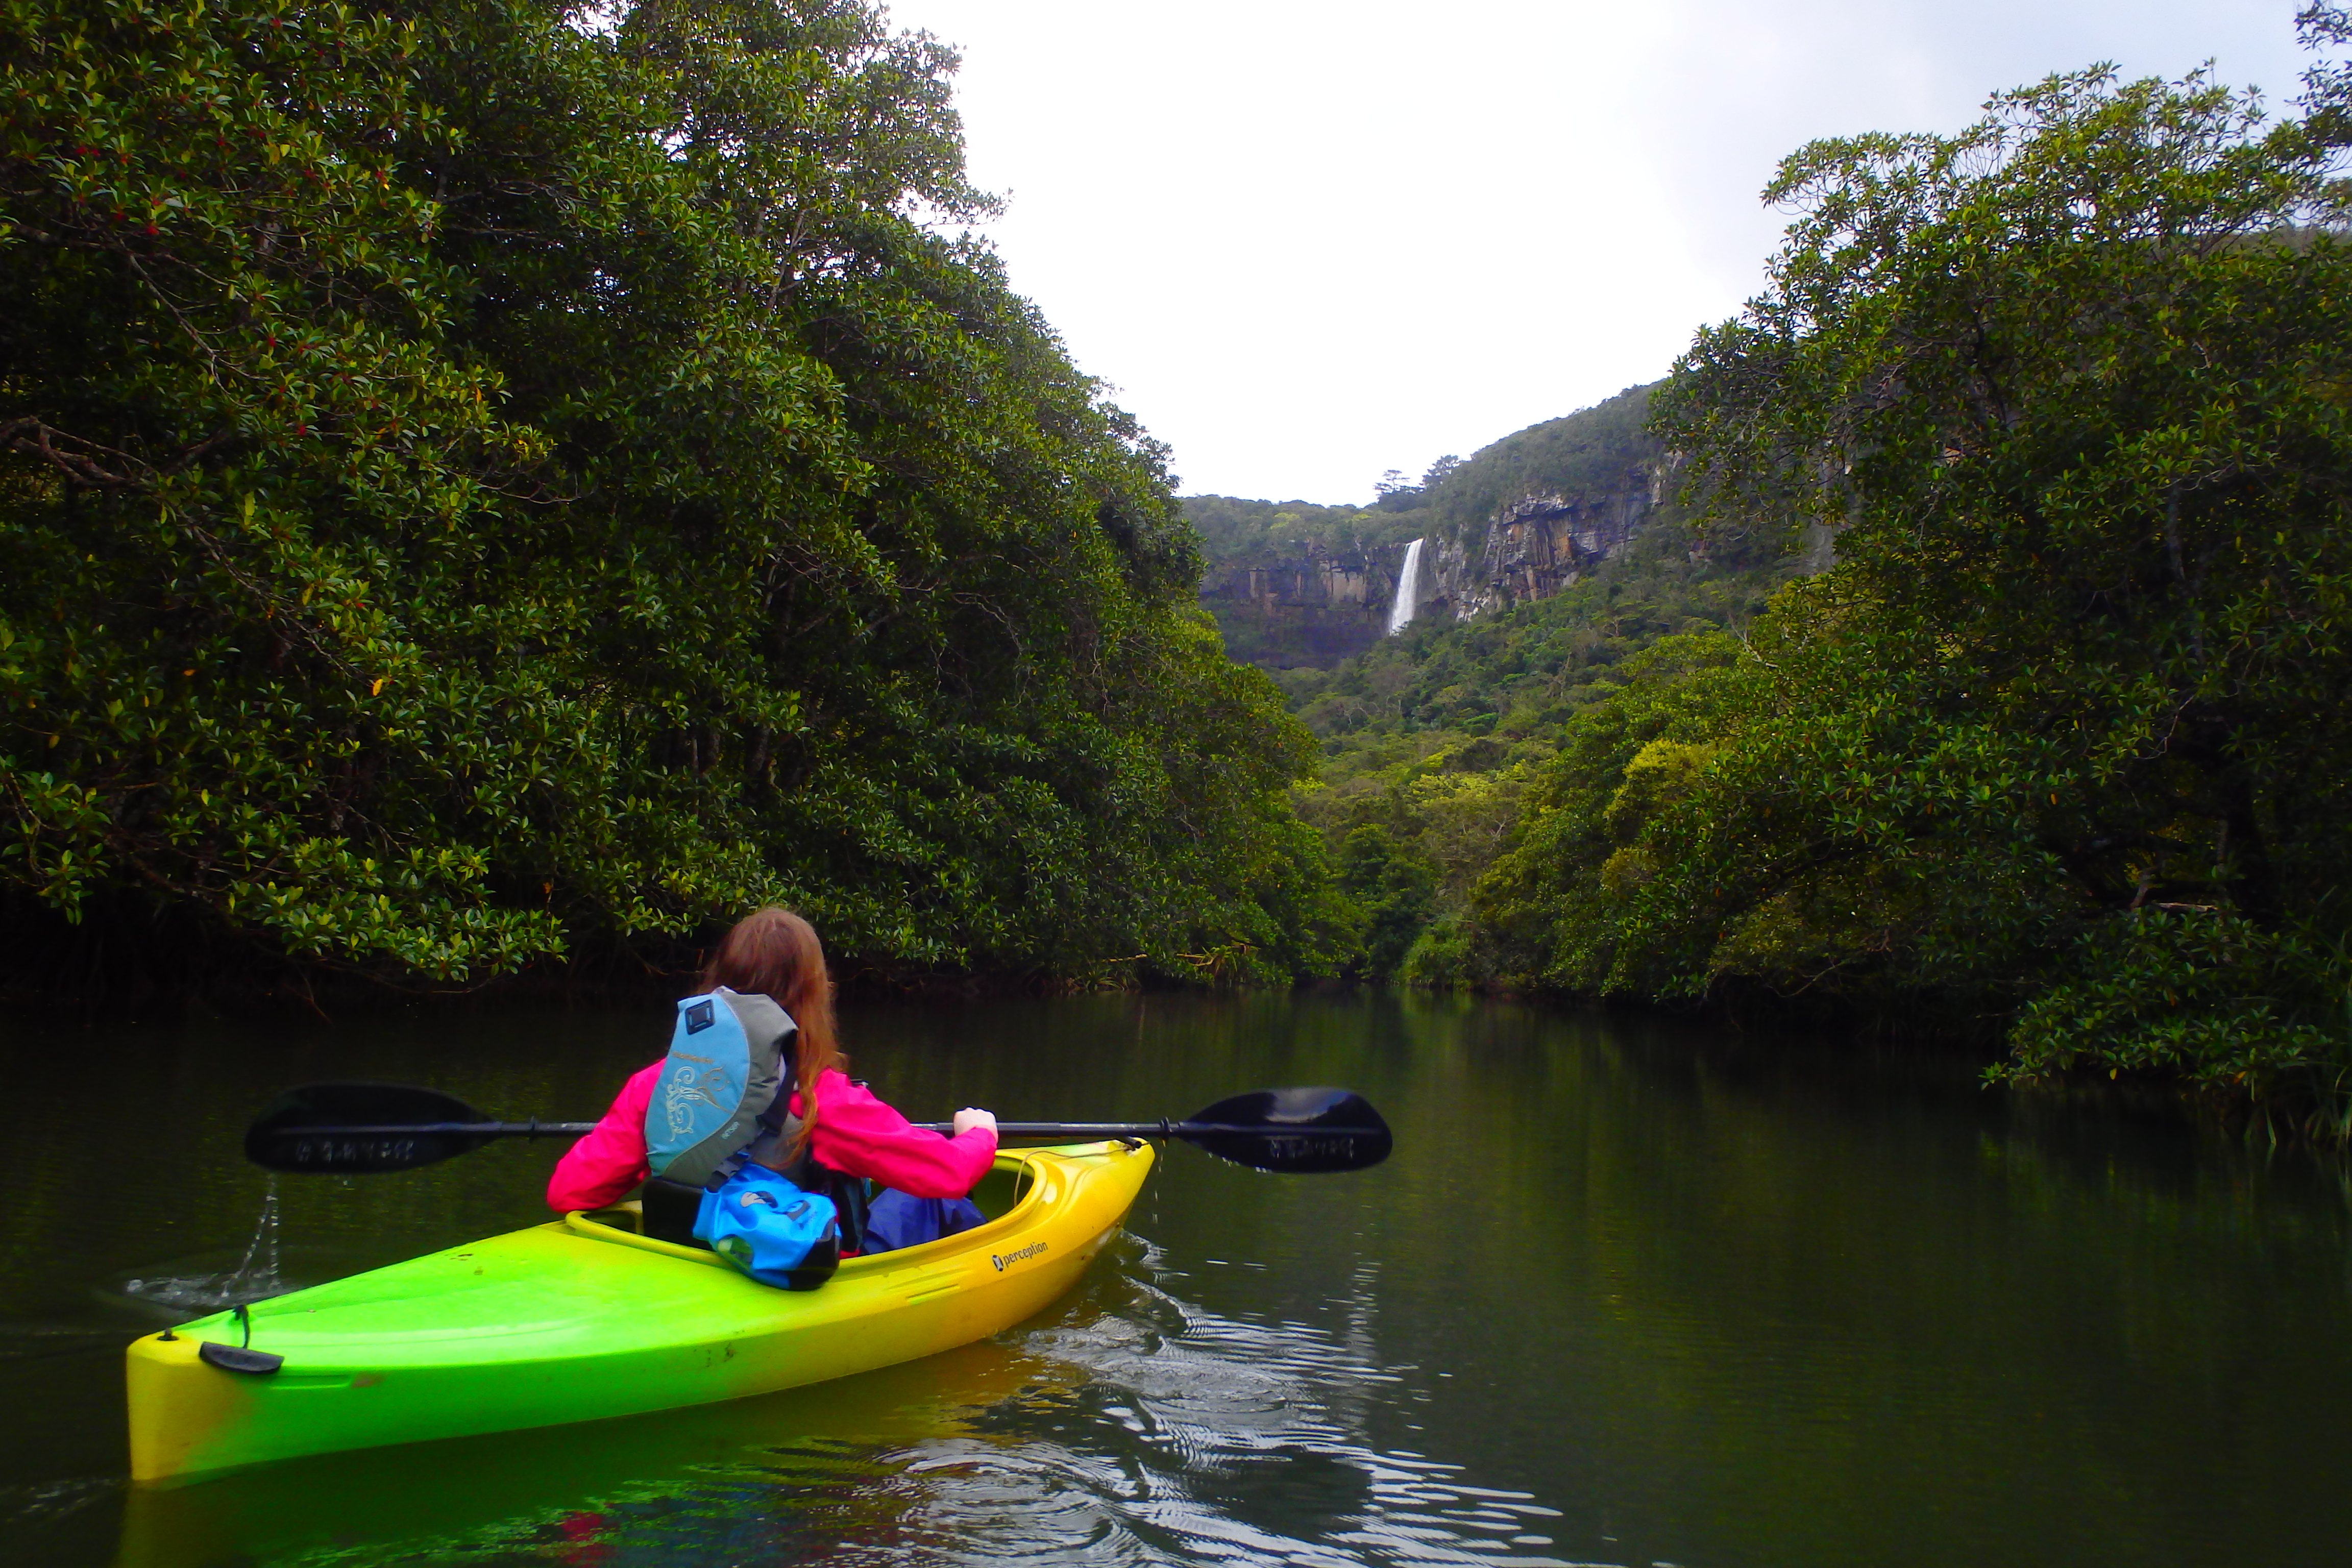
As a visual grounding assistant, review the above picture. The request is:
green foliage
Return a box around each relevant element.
[1283,511,1792,984]
[2,0,570,976]
[1469,632,1756,993]
[1475,55,2352,1130]
[0,0,1334,991]
[2007,912,2352,1137]
[1375,383,1663,538]
[1334,823,1432,979]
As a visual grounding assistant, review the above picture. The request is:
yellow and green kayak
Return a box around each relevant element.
[127,1140,1153,1485]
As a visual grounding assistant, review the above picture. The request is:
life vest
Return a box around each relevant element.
[644,988,793,1190]
[640,988,870,1254]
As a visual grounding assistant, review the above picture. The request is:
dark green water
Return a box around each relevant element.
[4,993,2349,1567]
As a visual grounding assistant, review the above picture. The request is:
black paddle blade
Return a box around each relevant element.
[246,1082,493,1174]
[1183,1087,1392,1174]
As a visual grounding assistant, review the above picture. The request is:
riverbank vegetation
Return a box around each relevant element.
[9,0,2347,1147]
[0,0,1347,1005]
[1580,46,2352,1133]
[1263,16,2352,1136]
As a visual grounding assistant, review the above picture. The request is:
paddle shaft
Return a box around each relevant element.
[266,1120,1312,1141]
[248,1083,1390,1174]
[914,1120,1384,1140]
[274,1121,598,1138]
[270,1119,1384,1142]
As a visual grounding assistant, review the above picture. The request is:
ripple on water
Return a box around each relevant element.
[123,1238,1606,1568]
[96,1179,316,1318]
[715,1239,1596,1568]
[91,1242,363,1320]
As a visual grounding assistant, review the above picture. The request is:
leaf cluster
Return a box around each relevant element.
[1467,58,2352,1130]
[0,0,1337,995]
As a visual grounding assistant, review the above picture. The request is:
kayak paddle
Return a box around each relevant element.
[247,1082,1392,1177]
[243,1083,596,1175]
[912,1087,1392,1174]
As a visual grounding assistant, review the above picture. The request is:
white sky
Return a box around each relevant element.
[881,1,2311,504]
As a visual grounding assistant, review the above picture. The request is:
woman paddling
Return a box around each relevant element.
[547,906,998,1257]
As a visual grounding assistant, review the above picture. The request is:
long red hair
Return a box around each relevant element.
[699,907,840,1157]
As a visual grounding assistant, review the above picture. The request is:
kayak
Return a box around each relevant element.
[126,1139,1154,1485]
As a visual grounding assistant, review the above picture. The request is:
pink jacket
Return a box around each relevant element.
[546,1063,998,1213]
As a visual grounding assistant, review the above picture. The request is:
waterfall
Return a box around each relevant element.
[1386,537,1425,635]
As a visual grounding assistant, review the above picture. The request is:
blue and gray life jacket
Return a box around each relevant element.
[640,988,868,1266]
[644,988,794,1190]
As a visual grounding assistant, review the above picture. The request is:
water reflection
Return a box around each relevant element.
[3,993,2350,1567]
[954,1245,1570,1567]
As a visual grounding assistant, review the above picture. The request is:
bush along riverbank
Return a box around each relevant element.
[0,0,1354,1010]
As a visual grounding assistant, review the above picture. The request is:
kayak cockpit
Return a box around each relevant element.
[561,1146,1048,1272]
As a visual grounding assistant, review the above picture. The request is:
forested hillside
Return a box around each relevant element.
[1254,457,1798,985]
[0,0,1346,1003]
[9,0,2346,1141]
[1364,383,1662,548]
[1188,497,1414,571]
[1177,381,1790,984]
[1187,385,1676,671]
[1483,47,2352,1136]
[1204,12,2352,1139]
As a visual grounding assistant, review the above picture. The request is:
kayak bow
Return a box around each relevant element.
[127,1140,1152,1485]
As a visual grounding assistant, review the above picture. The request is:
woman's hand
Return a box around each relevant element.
[952,1107,997,1138]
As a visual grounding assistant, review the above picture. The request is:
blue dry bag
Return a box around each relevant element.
[694,1163,842,1291]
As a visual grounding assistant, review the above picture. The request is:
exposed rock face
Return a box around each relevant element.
[1196,546,1405,666]
[1196,448,1672,667]
[1473,478,1652,610]
[1401,458,1665,625]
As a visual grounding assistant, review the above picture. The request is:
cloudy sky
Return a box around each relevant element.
[880,1,2313,504]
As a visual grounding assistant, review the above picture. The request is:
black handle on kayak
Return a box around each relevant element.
[247,1083,1392,1176]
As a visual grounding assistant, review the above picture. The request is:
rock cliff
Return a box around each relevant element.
[1190,382,1672,668]
[1392,456,1667,627]
[1195,544,1404,666]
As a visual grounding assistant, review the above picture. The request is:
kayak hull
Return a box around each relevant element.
[127,1140,1153,1485]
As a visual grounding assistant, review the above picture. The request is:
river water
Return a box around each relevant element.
[3,992,2349,1567]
